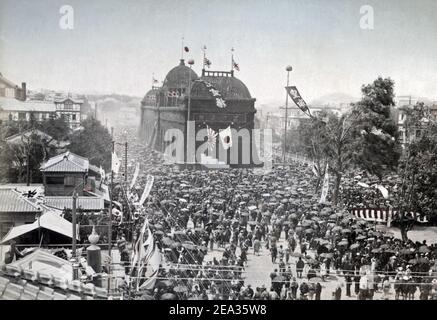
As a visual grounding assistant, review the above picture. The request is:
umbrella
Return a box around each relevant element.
[154,230,164,236]
[290,252,303,258]
[356,235,366,240]
[350,243,360,250]
[309,277,323,283]
[248,205,257,211]
[320,253,334,258]
[379,244,390,250]
[173,285,188,293]
[338,241,348,246]
[400,248,415,255]
[162,237,173,246]
[331,226,342,232]
[160,293,177,300]
[241,212,249,217]
[418,246,430,253]
[156,280,173,289]
[305,229,314,234]
[341,229,351,234]
[371,248,381,253]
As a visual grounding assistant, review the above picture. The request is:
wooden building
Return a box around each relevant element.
[40,151,89,196]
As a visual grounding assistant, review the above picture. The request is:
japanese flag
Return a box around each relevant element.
[219,126,232,150]
[112,151,121,174]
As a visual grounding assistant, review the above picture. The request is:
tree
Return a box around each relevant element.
[294,77,401,206]
[396,103,437,241]
[68,118,112,170]
[349,77,401,179]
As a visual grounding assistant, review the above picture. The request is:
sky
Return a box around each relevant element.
[1,0,437,105]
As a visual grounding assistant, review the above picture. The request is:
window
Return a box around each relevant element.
[46,176,64,184]
[18,112,26,120]
[72,114,76,121]
[64,176,75,186]
[64,101,73,110]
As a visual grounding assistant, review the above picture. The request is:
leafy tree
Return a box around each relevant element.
[349,77,401,179]
[68,118,112,170]
[396,103,437,240]
[38,116,70,141]
[294,77,401,206]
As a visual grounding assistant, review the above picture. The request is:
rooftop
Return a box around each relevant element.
[44,196,104,211]
[0,189,42,213]
[40,151,89,173]
[0,96,55,112]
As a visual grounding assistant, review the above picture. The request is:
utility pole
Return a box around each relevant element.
[72,191,78,280]
[108,138,114,294]
[282,66,293,163]
[124,142,128,183]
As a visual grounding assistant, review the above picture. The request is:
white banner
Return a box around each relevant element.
[138,175,154,206]
[111,151,121,174]
[129,163,140,190]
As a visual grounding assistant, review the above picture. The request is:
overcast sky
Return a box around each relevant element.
[1,0,437,104]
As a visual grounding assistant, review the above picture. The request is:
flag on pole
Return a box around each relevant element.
[111,151,121,174]
[375,184,389,199]
[99,166,105,179]
[219,126,233,150]
[319,163,329,204]
[311,163,319,176]
[285,86,309,113]
[232,58,240,71]
[138,175,154,206]
[184,46,189,52]
[204,57,212,68]
[206,126,217,151]
[129,163,140,190]
[152,78,158,84]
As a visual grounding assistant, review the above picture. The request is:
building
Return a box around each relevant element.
[40,151,89,196]
[0,73,26,101]
[54,96,84,129]
[0,189,42,239]
[0,96,56,123]
[140,58,260,167]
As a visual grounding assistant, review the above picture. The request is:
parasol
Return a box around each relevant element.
[309,277,323,283]
[160,293,177,300]
[418,246,430,253]
[173,285,188,293]
[350,243,360,250]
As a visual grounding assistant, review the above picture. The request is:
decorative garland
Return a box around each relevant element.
[194,79,227,108]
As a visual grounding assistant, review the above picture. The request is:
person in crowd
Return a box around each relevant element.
[296,257,305,279]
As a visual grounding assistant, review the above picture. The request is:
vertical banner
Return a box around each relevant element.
[138,175,154,206]
[129,163,140,190]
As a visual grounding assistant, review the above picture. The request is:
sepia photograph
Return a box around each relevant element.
[0,0,437,308]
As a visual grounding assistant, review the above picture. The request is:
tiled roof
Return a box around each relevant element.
[0,266,108,300]
[0,74,18,88]
[0,189,42,213]
[0,96,56,112]
[40,151,89,173]
[5,129,57,145]
[44,196,104,211]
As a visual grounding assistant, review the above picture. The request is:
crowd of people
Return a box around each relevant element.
[110,127,437,300]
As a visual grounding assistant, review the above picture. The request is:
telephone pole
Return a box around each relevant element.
[72,191,79,280]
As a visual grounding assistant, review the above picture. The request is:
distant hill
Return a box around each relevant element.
[310,93,359,106]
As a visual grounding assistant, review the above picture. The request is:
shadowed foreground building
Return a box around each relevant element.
[139,59,262,168]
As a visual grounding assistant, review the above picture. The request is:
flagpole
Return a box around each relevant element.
[231,47,234,73]
[181,36,184,60]
[283,66,293,163]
